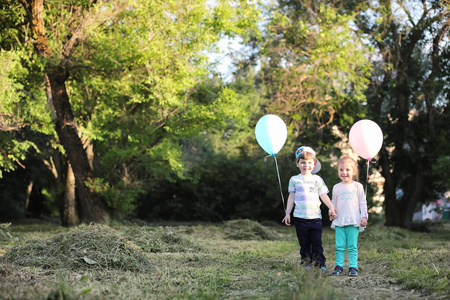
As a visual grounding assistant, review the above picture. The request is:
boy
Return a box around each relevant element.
[284,146,336,270]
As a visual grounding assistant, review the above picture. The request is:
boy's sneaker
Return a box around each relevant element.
[331,266,343,276]
[349,267,359,277]
[300,261,311,269]
[314,264,327,272]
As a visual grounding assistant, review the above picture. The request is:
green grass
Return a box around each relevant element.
[357,221,450,296]
[387,248,450,294]
[0,219,449,299]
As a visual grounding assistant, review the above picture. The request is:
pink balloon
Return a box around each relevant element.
[349,120,383,160]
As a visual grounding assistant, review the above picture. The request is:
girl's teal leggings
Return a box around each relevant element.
[335,226,359,269]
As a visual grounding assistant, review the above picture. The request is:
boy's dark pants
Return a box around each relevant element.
[294,217,326,267]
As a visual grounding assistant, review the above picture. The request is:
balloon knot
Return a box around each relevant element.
[264,154,274,162]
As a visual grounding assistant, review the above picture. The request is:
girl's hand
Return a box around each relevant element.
[360,217,368,226]
[329,209,337,220]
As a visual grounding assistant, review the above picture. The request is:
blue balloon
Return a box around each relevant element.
[255,114,288,155]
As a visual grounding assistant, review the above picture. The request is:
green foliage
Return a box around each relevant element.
[260,2,372,135]
[0,48,59,222]
[64,0,261,213]
[2,0,447,231]
[0,0,263,219]
[0,50,40,176]
[0,132,34,177]
[0,0,30,49]
[136,150,291,222]
[0,51,27,110]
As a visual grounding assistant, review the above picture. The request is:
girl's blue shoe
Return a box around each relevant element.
[349,267,359,276]
[331,266,343,275]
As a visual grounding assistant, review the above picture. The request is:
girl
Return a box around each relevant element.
[284,146,337,270]
[331,156,368,276]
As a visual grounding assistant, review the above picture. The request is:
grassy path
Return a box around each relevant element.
[0,219,449,299]
[330,261,427,299]
[329,222,450,300]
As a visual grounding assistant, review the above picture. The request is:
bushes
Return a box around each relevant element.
[136,153,295,222]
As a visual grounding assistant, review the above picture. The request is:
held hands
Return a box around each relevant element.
[329,209,337,221]
[285,209,339,225]
[360,217,368,227]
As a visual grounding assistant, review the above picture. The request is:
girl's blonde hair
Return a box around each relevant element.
[337,156,359,180]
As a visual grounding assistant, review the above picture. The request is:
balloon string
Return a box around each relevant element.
[365,160,370,196]
[264,154,286,213]
[365,159,376,196]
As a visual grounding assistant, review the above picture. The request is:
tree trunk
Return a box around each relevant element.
[61,161,77,227]
[384,184,423,230]
[46,69,110,223]
[380,149,397,226]
[22,0,110,223]
[45,154,78,227]
[383,150,425,229]
[25,180,34,210]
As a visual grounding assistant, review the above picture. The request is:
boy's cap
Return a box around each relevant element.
[295,146,321,173]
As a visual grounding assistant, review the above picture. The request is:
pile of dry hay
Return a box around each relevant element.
[2,224,154,272]
[223,219,278,240]
[0,223,18,243]
[123,226,205,253]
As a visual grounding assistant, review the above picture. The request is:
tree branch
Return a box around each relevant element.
[20,0,52,58]
[63,0,99,65]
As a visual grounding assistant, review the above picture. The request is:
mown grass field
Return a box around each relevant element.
[0,218,449,299]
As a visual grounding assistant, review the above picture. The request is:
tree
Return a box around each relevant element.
[348,0,450,228]
[17,0,111,223]
[1,0,261,223]
[255,0,373,152]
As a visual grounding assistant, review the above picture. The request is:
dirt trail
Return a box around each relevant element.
[332,273,423,299]
[330,262,435,300]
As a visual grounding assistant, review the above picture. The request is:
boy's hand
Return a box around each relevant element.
[360,217,368,226]
[283,214,291,226]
